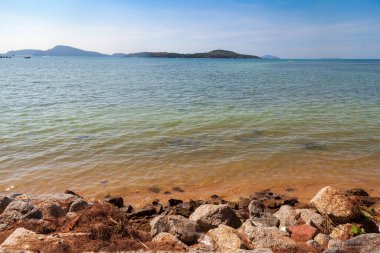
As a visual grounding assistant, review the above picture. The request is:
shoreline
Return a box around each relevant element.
[0,185,379,252]
[3,180,379,209]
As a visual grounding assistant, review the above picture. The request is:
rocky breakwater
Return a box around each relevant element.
[0,186,379,252]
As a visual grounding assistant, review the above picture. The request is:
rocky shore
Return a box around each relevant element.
[0,186,379,253]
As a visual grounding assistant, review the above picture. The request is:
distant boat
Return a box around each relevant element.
[24,56,31,59]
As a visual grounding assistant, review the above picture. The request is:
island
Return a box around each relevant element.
[7,45,261,59]
[114,50,261,59]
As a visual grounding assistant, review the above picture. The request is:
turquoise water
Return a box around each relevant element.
[1,57,380,196]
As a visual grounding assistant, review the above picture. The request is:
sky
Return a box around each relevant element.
[0,0,380,58]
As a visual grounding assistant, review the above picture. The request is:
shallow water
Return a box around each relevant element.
[1,57,380,199]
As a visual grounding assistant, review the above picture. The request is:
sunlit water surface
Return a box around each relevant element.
[1,57,380,200]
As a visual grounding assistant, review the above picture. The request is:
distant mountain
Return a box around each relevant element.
[8,45,108,57]
[114,50,261,59]
[7,49,45,56]
[261,54,280,59]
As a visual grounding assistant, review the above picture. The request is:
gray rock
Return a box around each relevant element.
[274,205,300,227]
[325,233,380,253]
[189,204,241,231]
[249,200,279,227]
[0,196,12,214]
[1,201,42,220]
[150,215,199,244]
[310,186,360,224]
[239,220,298,250]
[296,208,325,231]
[69,199,88,212]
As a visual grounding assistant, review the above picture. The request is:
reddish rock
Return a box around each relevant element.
[289,224,317,241]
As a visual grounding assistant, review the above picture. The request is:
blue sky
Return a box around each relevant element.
[1,0,380,58]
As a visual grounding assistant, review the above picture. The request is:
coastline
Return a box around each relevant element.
[0,185,379,252]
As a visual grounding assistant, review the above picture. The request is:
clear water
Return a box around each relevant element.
[1,57,380,198]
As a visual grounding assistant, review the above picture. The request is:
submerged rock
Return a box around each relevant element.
[150,215,199,244]
[310,186,360,224]
[189,204,241,231]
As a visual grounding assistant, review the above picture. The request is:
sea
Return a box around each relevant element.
[1,57,379,200]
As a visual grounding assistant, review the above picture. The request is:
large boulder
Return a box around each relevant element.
[239,220,298,251]
[310,186,360,224]
[1,201,42,220]
[274,205,300,227]
[150,215,199,244]
[249,200,279,227]
[189,204,241,231]
[207,224,247,252]
[325,233,380,253]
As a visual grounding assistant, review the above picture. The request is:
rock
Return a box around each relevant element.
[0,228,41,250]
[0,196,12,214]
[296,208,325,232]
[289,224,317,241]
[39,202,65,219]
[274,205,300,227]
[240,220,298,250]
[207,224,247,252]
[168,199,183,206]
[1,201,42,220]
[104,196,123,208]
[127,207,156,218]
[64,190,83,198]
[345,188,369,197]
[314,233,330,248]
[330,223,354,240]
[189,204,241,231]
[310,186,360,224]
[249,200,279,227]
[69,199,88,212]
[206,195,227,205]
[169,199,202,217]
[325,233,380,253]
[120,205,133,213]
[237,249,273,253]
[150,215,199,244]
[152,232,188,250]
